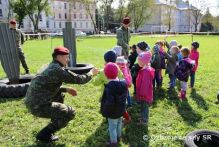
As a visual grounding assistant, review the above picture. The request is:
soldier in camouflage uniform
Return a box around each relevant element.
[116,17,131,59]
[24,47,99,142]
[9,20,29,74]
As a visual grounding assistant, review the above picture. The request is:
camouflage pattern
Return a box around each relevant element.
[116,26,131,58]
[14,28,24,49]
[13,28,29,72]
[18,47,29,72]
[25,60,92,132]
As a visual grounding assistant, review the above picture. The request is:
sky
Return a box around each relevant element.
[111,0,219,16]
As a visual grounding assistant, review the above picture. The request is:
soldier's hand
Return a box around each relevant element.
[90,68,99,76]
[67,88,77,96]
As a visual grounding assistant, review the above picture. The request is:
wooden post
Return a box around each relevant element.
[63,22,76,67]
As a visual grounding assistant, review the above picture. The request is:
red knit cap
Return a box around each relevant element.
[54,47,69,55]
[122,17,130,25]
[9,20,17,25]
[104,62,119,79]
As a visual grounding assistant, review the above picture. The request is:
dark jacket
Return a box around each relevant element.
[101,80,128,118]
[151,53,161,70]
[175,57,194,82]
[128,50,138,69]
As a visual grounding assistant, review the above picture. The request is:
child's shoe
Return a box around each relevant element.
[179,90,186,100]
[137,119,148,126]
[106,142,118,147]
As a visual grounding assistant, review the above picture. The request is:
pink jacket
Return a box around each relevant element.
[136,66,155,104]
[189,49,199,72]
[117,63,132,88]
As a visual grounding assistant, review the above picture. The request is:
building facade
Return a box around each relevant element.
[0,0,10,22]
[138,0,202,33]
[0,0,95,33]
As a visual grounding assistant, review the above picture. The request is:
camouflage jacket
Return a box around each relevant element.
[116,26,131,51]
[24,60,92,108]
[12,28,24,49]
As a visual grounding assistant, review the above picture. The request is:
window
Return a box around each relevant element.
[86,22,88,28]
[0,9,2,17]
[20,21,24,28]
[80,13,82,19]
[74,14,77,19]
[86,14,88,19]
[0,0,2,4]
[59,22,62,28]
[46,21,49,28]
[74,22,77,28]
[59,13,61,19]
[73,2,76,9]
[39,14,42,21]
[54,22,56,28]
[65,13,67,19]
[64,3,67,9]
[80,4,82,9]
[80,22,82,28]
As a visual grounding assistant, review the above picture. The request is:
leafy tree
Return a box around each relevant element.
[18,0,50,33]
[10,0,28,28]
[127,0,154,32]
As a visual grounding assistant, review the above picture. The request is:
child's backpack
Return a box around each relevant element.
[159,51,166,69]
[151,53,161,69]
[174,58,194,81]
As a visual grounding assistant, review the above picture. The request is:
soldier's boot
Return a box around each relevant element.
[36,126,59,143]
[25,70,30,74]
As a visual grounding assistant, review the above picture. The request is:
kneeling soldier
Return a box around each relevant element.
[24,46,99,143]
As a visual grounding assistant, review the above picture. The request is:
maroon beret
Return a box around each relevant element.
[9,20,17,25]
[54,47,69,55]
[122,17,130,25]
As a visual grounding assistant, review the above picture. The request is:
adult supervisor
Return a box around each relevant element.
[116,17,131,59]
[24,47,99,142]
[9,20,30,74]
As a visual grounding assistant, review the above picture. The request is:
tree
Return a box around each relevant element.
[18,0,50,33]
[127,0,154,32]
[10,0,28,28]
[187,0,209,32]
[98,0,114,31]
[113,0,129,23]
[161,0,177,32]
[81,0,98,34]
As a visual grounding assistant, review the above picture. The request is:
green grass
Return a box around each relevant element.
[0,35,219,146]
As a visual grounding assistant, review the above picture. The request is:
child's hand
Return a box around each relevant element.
[90,67,99,76]
[117,62,126,70]
[67,88,77,96]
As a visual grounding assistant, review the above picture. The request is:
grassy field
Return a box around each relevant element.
[0,35,219,147]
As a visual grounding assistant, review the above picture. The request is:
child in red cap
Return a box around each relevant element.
[136,52,155,125]
[101,62,128,146]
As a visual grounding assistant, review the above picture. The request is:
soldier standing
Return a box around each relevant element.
[24,46,99,142]
[9,20,30,74]
[116,17,131,59]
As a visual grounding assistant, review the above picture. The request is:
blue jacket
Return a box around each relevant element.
[100,80,128,118]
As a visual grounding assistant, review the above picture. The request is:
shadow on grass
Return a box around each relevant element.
[84,120,109,147]
[84,104,149,147]
[123,104,149,147]
[152,88,167,108]
[27,142,66,147]
[166,88,202,126]
[190,89,208,110]
[0,97,23,103]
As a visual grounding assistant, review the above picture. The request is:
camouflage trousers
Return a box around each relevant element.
[122,48,129,59]
[30,93,75,133]
[18,48,29,72]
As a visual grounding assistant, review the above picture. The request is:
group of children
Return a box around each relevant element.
[94,39,200,146]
